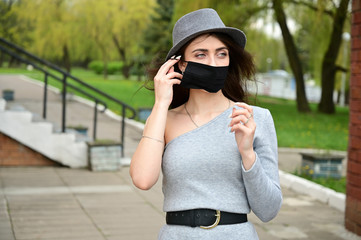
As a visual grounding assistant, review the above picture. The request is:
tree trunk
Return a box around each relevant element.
[0,51,4,67]
[112,35,125,60]
[272,0,311,112]
[318,0,350,114]
[8,56,16,67]
[112,34,131,78]
[62,44,71,73]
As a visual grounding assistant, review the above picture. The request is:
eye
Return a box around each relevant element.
[195,53,206,58]
[218,51,228,58]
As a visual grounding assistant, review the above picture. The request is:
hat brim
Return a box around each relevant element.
[166,27,246,60]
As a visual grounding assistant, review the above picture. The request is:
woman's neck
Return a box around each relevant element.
[186,89,231,115]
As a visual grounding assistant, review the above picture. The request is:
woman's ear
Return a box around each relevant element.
[178,61,187,74]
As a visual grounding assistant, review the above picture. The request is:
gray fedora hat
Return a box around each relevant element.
[166,8,247,60]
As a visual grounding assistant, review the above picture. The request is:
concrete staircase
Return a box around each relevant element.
[0,75,144,168]
[0,98,87,168]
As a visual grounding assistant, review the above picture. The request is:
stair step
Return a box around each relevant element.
[6,103,27,111]
[0,102,87,168]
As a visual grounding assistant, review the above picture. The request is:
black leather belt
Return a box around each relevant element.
[166,209,247,229]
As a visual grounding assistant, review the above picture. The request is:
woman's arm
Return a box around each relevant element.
[242,109,283,222]
[130,56,182,190]
[130,103,168,190]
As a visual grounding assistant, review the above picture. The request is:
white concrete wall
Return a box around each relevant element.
[0,99,87,168]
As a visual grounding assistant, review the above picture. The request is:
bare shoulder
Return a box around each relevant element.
[167,105,184,118]
[165,104,187,144]
[166,104,186,128]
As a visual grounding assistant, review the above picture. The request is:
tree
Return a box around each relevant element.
[0,0,18,42]
[317,0,350,114]
[0,0,14,66]
[73,0,115,78]
[74,0,155,79]
[0,0,32,66]
[111,0,156,78]
[283,0,350,114]
[272,0,311,112]
[141,0,175,64]
[13,0,75,72]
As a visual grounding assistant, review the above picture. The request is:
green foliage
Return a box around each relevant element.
[289,1,333,85]
[88,61,123,75]
[7,0,155,74]
[88,61,103,75]
[108,62,124,75]
[141,0,175,63]
[0,0,31,46]
[12,0,75,63]
[279,0,351,90]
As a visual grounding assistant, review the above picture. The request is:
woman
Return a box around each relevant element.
[130,8,282,239]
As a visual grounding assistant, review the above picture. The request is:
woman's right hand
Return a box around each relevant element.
[130,56,182,190]
[153,56,183,107]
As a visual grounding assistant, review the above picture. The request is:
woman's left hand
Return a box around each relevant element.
[229,102,256,169]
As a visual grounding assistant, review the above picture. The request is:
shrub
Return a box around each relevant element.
[108,61,123,75]
[88,61,103,74]
[88,61,123,75]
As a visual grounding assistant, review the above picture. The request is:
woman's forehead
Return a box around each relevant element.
[187,34,227,50]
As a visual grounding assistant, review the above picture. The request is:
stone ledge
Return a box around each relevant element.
[279,170,345,212]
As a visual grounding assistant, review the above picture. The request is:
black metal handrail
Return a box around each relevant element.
[0,38,137,157]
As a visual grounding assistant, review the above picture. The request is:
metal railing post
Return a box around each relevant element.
[61,74,67,133]
[93,100,98,141]
[121,107,126,158]
[43,72,48,119]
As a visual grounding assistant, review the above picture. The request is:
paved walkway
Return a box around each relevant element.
[0,74,359,239]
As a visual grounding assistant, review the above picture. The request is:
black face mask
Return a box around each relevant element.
[179,61,229,93]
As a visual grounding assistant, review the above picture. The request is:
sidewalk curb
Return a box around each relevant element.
[279,170,345,212]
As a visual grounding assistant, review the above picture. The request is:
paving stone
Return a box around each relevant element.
[267,225,308,239]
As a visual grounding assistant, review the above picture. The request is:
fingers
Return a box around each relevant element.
[169,79,182,85]
[153,55,182,105]
[229,114,249,127]
[229,103,255,132]
[234,102,253,115]
[154,55,183,84]
[165,71,183,80]
[229,108,249,119]
[157,55,181,76]
[168,66,174,74]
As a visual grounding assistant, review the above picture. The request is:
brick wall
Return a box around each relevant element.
[345,0,361,236]
[0,132,59,166]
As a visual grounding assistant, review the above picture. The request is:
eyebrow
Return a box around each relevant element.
[192,47,228,53]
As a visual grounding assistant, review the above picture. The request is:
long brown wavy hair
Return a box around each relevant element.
[145,33,256,109]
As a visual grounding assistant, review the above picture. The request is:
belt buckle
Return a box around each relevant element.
[200,210,221,230]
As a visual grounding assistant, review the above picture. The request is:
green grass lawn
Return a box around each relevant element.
[0,66,349,151]
[255,96,349,151]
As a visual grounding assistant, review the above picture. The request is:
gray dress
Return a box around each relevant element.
[159,106,282,239]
